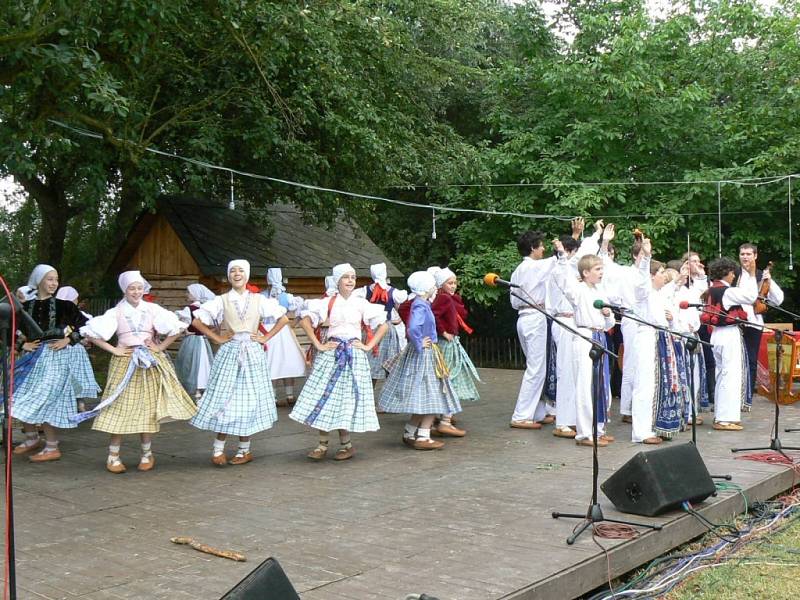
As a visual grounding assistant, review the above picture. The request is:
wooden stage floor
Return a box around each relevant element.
[4,368,800,599]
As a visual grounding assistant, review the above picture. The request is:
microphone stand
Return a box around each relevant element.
[501,290,663,544]
[696,305,800,459]
[0,303,18,600]
[763,298,800,321]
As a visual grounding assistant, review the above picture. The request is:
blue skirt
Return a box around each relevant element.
[290,339,378,432]
[379,345,461,415]
[175,335,214,395]
[10,345,82,429]
[190,339,278,436]
[67,344,101,399]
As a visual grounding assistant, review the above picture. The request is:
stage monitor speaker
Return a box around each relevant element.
[601,443,715,517]
[220,556,300,600]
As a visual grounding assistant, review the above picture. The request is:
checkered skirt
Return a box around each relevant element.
[11,345,82,429]
[378,346,461,415]
[93,350,197,434]
[67,344,101,399]
[190,339,278,436]
[438,337,481,402]
[174,335,214,395]
[366,323,402,380]
[289,344,378,432]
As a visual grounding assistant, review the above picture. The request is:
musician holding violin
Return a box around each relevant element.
[737,243,785,395]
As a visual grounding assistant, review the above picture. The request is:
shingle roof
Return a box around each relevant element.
[157,196,403,278]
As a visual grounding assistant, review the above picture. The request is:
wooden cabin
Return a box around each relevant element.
[108,195,405,310]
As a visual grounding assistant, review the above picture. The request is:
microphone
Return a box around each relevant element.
[483,273,518,288]
[592,299,627,311]
[678,301,705,309]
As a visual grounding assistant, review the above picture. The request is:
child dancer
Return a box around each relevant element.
[263,268,306,406]
[290,263,388,460]
[174,283,216,399]
[80,271,197,473]
[55,286,101,412]
[10,265,97,462]
[552,242,616,446]
[430,267,480,437]
[379,271,461,450]
[190,260,289,465]
[354,263,408,382]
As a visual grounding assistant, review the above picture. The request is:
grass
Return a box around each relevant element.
[665,515,800,599]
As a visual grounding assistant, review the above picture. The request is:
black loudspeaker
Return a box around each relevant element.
[601,443,716,517]
[220,557,300,600]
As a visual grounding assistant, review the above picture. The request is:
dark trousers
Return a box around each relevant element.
[698,325,716,404]
[742,326,763,394]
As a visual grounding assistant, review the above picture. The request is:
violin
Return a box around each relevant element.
[754,261,774,315]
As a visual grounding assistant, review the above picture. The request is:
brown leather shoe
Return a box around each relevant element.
[230,451,253,465]
[600,434,615,443]
[211,453,228,466]
[576,438,608,447]
[713,422,743,431]
[621,415,632,424]
[540,415,556,425]
[553,427,577,439]
[307,446,328,460]
[275,398,289,407]
[29,448,61,462]
[510,420,542,430]
[413,438,444,450]
[642,436,663,445]
[106,456,126,474]
[436,422,466,437]
[333,446,355,461]
[137,453,155,472]
[13,439,43,455]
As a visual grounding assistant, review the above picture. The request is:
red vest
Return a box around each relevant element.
[700,281,748,330]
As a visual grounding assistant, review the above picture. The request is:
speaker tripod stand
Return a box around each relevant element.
[552,342,663,545]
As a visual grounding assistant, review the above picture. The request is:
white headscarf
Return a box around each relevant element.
[118,270,146,293]
[187,283,215,304]
[332,263,356,285]
[324,275,337,296]
[227,259,251,283]
[56,286,79,303]
[434,267,456,288]
[407,271,437,297]
[370,263,388,288]
[267,267,286,297]
[27,264,57,292]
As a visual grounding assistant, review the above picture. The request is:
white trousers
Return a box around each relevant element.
[619,317,638,416]
[513,312,552,422]
[711,326,746,423]
[553,317,577,428]
[631,328,657,442]
[572,329,607,440]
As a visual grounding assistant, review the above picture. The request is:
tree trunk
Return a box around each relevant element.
[15,173,71,267]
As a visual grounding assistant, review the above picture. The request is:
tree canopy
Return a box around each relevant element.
[2,0,798,327]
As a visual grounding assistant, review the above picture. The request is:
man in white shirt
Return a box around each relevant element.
[737,243,784,395]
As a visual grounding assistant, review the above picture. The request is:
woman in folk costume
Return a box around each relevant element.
[304,274,338,367]
[628,238,685,444]
[379,271,461,450]
[55,285,101,413]
[189,260,289,465]
[79,271,197,473]
[672,262,709,426]
[354,262,408,382]
[174,283,217,399]
[261,268,306,406]
[702,258,758,431]
[552,241,616,446]
[290,264,388,461]
[9,265,97,462]
[429,266,480,437]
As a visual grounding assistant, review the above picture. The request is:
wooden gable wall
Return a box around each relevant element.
[125,214,201,277]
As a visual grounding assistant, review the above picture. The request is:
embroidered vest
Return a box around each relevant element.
[116,305,154,346]
[700,282,748,330]
[221,292,261,334]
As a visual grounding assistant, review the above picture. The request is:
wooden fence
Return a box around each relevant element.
[460,336,525,370]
